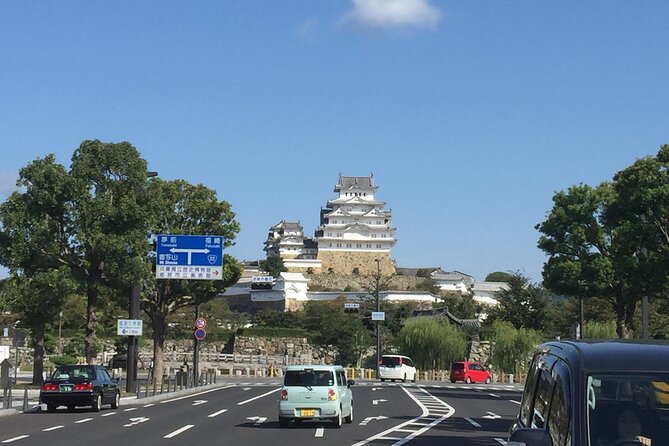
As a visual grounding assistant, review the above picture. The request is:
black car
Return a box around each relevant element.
[508,340,669,446]
[40,364,121,412]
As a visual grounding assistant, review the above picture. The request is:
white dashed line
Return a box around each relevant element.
[75,418,93,423]
[315,427,324,437]
[42,426,64,432]
[101,412,116,417]
[208,408,228,418]
[164,425,194,438]
[1,435,30,443]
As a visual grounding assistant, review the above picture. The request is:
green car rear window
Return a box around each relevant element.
[284,370,335,386]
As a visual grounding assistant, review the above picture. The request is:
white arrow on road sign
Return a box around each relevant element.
[169,248,210,265]
[192,400,207,406]
[483,412,502,419]
[124,417,150,427]
[372,399,388,405]
[359,415,388,426]
[246,416,267,425]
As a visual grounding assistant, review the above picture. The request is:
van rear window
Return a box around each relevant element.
[284,370,334,386]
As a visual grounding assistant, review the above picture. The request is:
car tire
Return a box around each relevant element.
[450,380,456,383]
[344,404,353,424]
[279,417,290,428]
[412,372,416,383]
[46,403,56,413]
[92,393,102,412]
[465,377,471,384]
[111,391,120,409]
[332,408,342,428]
[380,378,385,382]
[402,373,406,383]
[485,377,491,384]
[67,405,75,412]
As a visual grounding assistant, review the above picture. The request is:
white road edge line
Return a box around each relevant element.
[160,385,236,404]
[1,435,30,443]
[208,408,228,418]
[464,417,481,428]
[163,425,195,438]
[237,387,281,406]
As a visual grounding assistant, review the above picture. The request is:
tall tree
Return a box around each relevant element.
[258,255,286,278]
[142,179,242,383]
[485,273,548,331]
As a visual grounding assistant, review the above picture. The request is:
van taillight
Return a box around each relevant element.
[41,383,58,391]
[328,389,336,401]
[74,383,93,391]
[280,389,288,400]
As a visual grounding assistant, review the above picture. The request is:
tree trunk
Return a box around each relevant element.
[615,300,632,339]
[85,273,99,364]
[32,322,45,385]
[151,310,167,385]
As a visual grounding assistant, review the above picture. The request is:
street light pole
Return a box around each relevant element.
[58,311,63,355]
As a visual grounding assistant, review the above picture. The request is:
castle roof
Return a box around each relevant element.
[334,174,378,192]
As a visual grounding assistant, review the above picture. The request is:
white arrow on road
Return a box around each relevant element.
[124,417,150,427]
[483,412,502,419]
[247,416,267,425]
[192,400,207,406]
[372,399,388,405]
[169,248,210,265]
[372,388,381,391]
[359,415,388,426]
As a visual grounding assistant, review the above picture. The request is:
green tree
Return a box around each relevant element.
[258,255,286,278]
[397,317,467,370]
[2,269,76,384]
[143,178,242,383]
[490,321,543,375]
[485,273,548,331]
[484,271,514,283]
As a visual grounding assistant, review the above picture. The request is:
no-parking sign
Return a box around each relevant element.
[194,328,207,340]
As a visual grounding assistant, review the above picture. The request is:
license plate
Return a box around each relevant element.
[60,385,73,392]
[300,409,315,417]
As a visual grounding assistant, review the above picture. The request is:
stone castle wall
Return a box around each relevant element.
[317,251,395,276]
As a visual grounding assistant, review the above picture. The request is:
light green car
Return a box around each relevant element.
[277,365,355,428]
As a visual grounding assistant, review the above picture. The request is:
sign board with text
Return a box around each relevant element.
[156,235,224,280]
[371,311,385,321]
[117,319,143,336]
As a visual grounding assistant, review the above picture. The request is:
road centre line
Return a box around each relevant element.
[160,385,235,404]
[42,426,64,432]
[1,435,30,443]
[464,417,481,428]
[237,387,281,406]
[163,425,194,438]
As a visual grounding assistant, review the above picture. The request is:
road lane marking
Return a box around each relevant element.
[495,438,507,445]
[192,400,207,406]
[101,412,117,417]
[372,399,388,405]
[75,418,93,423]
[208,408,228,418]
[143,403,155,407]
[161,385,235,404]
[464,417,481,427]
[123,407,138,412]
[246,416,267,425]
[489,393,500,398]
[315,427,324,437]
[43,426,64,432]
[508,399,521,405]
[164,425,194,438]
[237,387,281,406]
[1,435,30,443]
[124,417,150,427]
[359,415,388,426]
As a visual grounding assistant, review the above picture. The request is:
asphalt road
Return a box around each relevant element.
[0,380,522,446]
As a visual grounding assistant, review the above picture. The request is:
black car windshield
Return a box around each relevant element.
[587,373,669,446]
[51,366,94,381]
[284,370,334,387]
[381,357,401,367]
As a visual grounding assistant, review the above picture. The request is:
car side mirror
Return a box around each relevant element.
[347,379,355,387]
[508,428,552,446]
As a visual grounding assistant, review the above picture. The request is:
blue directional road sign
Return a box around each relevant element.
[156,235,224,280]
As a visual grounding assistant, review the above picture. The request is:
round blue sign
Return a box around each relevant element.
[194,328,207,340]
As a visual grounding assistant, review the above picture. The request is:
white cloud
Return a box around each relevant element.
[341,0,442,30]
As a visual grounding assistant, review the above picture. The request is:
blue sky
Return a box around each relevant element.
[1,1,668,283]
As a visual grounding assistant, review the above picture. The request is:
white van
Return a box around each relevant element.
[277,365,354,428]
[378,354,417,383]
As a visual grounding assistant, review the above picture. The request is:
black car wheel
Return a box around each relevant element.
[92,393,102,412]
[279,417,290,428]
[46,403,56,413]
[111,392,120,409]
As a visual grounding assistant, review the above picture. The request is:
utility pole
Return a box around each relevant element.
[375,259,381,379]
[126,283,140,393]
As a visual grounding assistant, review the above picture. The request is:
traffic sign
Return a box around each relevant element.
[195,317,206,329]
[156,235,224,280]
[194,328,207,340]
[371,311,385,321]
[117,319,143,336]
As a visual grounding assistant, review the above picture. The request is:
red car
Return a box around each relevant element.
[449,361,492,384]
